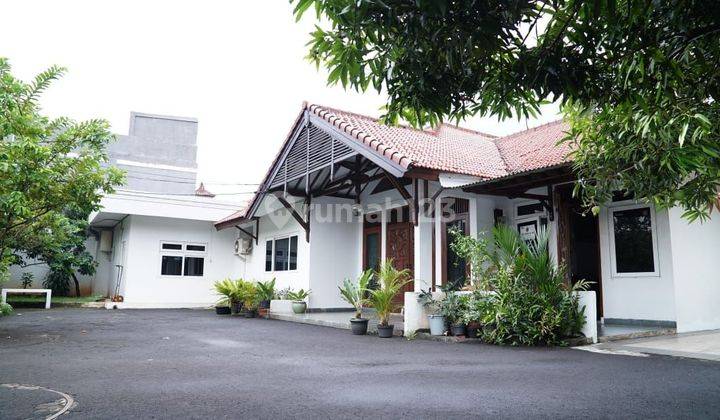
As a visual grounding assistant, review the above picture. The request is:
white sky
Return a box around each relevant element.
[1,0,559,201]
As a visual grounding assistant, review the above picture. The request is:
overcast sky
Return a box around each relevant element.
[1,1,559,201]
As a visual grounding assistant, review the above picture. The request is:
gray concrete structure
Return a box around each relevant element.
[107,112,199,194]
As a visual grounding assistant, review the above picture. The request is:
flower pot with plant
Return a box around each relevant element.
[338,269,373,335]
[234,280,257,318]
[256,278,276,309]
[463,291,489,338]
[287,289,311,314]
[441,291,468,336]
[213,278,237,315]
[370,259,411,338]
[417,289,446,336]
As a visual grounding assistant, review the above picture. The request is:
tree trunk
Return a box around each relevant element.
[71,272,81,297]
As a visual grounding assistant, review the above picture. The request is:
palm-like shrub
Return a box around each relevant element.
[453,225,589,346]
[338,269,373,319]
[236,280,258,309]
[370,259,411,326]
[213,278,237,307]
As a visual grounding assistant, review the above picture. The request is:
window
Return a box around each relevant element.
[610,205,657,275]
[265,240,273,271]
[265,235,299,272]
[161,255,183,276]
[274,237,289,271]
[160,241,207,277]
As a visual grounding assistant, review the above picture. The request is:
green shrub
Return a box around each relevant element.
[439,291,468,326]
[453,225,588,346]
[338,269,372,319]
[256,278,276,302]
[0,302,12,317]
[213,278,236,307]
[369,259,410,326]
[286,288,311,301]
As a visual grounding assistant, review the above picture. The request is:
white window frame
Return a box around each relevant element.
[513,199,547,243]
[265,234,299,273]
[159,241,208,278]
[607,203,660,278]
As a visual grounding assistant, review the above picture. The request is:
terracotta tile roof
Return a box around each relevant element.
[215,103,572,228]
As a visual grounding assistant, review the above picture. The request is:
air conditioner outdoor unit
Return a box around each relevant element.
[234,237,252,255]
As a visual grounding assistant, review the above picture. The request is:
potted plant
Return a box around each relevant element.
[287,289,311,314]
[369,259,411,338]
[236,280,258,318]
[338,269,373,335]
[441,291,468,336]
[463,292,487,338]
[417,288,446,336]
[213,278,237,315]
[256,278,276,309]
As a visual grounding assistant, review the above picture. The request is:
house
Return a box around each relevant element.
[5,112,243,307]
[215,102,720,336]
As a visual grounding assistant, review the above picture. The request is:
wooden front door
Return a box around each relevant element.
[386,220,414,303]
[555,184,603,318]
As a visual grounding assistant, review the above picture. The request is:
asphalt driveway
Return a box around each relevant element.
[1,309,719,419]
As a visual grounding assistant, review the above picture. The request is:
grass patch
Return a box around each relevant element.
[4,294,104,304]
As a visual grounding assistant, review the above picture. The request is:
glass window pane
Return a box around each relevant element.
[517,203,544,216]
[613,207,654,273]
[186,244,206,252]
[274,238,289,271]
[289,236,298,270]
[161,255,183,275]
[446,219,467,289]
[183,257,204,276]
[265,240,273,271]
[162,243,182,250]
[365,232,380,271]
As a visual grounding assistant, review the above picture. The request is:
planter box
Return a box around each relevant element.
[270,299,294,315]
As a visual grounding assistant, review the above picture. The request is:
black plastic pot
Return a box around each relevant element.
[451,324,467,337]
[259,300,271,309]
[377,324,394,338]
[466,323,480,338]
[350,318,369,335]
[230,301,242,315]
[215,306,231,315]
[242,309,257,318]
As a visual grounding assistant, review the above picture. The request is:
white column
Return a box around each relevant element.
[380,208,387,263]
[413,184,433,292]
[469,197,478,238]
[434,195,443,289]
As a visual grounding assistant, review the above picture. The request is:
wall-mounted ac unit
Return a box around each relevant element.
[234,238,252,255]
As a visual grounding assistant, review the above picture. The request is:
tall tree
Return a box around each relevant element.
[0,58,124,283]
[292,0,720,220]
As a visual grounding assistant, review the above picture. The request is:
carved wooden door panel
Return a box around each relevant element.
[386,222,414,304]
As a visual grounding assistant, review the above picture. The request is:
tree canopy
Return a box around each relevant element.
[292,0,720,220]
[0,58,124,285]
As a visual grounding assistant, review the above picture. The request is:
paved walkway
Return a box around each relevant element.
[2,309,720,418]
[593,329,720,361]
[269,309,404,335]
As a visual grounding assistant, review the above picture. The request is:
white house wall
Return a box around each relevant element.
[119,215,243,307]
[308,197,359,309]
[238,209,310,296]
[598,204,676,322]
[668,208,720,332]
